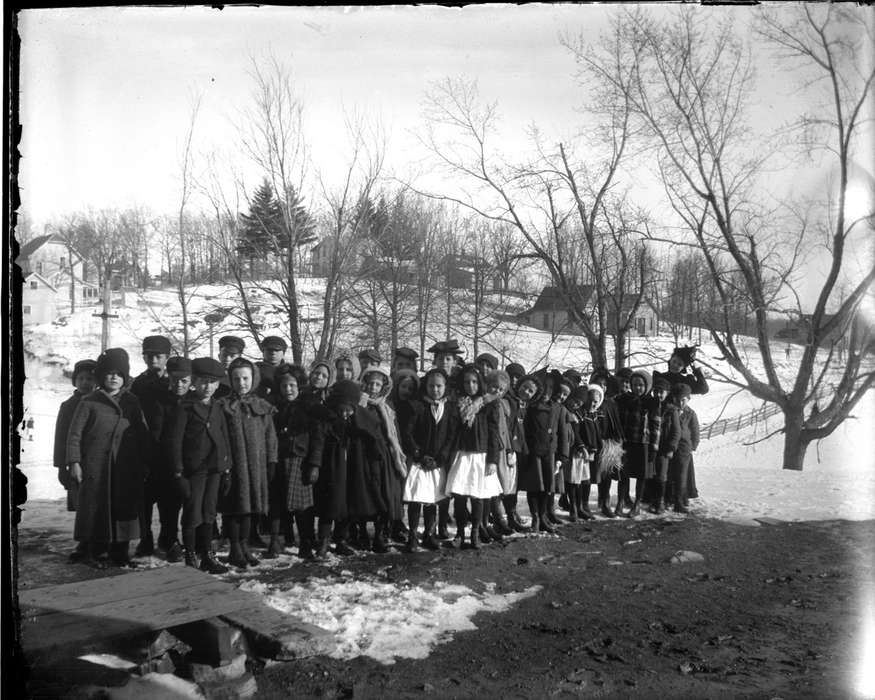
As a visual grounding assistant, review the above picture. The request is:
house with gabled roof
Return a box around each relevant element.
[16,233,100,316]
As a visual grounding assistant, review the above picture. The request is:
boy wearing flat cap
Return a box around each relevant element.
[170,358,231,573]
[357,348,382,376]
[214,336,245,399]
[392,347,419,375]
[255,336,289,401]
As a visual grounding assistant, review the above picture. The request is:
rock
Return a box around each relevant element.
[189,653,248,684]
[200,672,257,700]
[135,653,176,676]
[421,682,435,692]
[148,629,187,658]
[669,550,705,564]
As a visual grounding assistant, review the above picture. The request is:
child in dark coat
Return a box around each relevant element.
[268,364,316,559]
[589,369,625,518]
[66,349,150,567]
[669,383,700,513]
[306,380,387,558]
[564,386,602,521]
[170,358,231,574]
[650,376,681,514]
[220,357,278,569]
[401,368,459,551]
[616,370,661,518]
[53,359,96,561]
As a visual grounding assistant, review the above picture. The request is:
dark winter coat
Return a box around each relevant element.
[456,398,503,465]
[129,369,170,471]
[571,410,602,456]
[675,405,700,457]
[66,389,150,542]
[506,394,528,456]
[274,399,312,462]
[170,396,231,476]
[307,406,388,521]
[656,400,681,456]
[402,398,459,469]
[220,394,278,515]
[595,397,624,443]
[616,393,661,451]
[54,391,86,470]
[523,400,566,460]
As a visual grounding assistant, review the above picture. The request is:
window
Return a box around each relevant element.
[30,281,38,289]
[23,305,31,314]
[36,262,43,274]
[60,256,66,267]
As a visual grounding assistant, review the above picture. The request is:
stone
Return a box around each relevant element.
[669,550,705,564]
[201,672,258,700]
[189,653,248,684]
[135,653,176,676]
[170,617,236,666]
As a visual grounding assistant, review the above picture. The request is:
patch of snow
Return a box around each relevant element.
[237,576,541,664]
[103,672,205,700]
[78,653,137,670]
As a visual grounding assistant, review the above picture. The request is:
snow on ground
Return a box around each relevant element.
[238,575,541,664]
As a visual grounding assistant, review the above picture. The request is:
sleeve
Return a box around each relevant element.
[307,420,327,467]
[435,407,460,467]
[648,402,662,453]
[485,402,502,465]
[265,412,279,464]
[65,400,93,465]
[664,408,681,453]
[689,410,700,451]
[554,407,568,462]
[690,367,709,395]
[402,402,423,462]
[53,398,75,468]
[169,404,188,475]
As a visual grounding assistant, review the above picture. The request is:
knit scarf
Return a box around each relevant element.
[458,391,499,428]
[366,393,408,478]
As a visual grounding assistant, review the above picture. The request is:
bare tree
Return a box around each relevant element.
[578,6,875,469]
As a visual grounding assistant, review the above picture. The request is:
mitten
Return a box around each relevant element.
[175,475,191,500]
[421,455,437,471]
[485,462,497,477]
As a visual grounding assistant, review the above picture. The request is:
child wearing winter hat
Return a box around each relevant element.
[268,364,316,559]
[563,386,601,521]
[615,370,661,518]
[306,379,387,558]
[170,357,231,574]
[66,348,150,568]
[220,357,278,569]
[649,376,680,514]
[669,383,700,513]
[53,359,96,561]
[401,368,459,551]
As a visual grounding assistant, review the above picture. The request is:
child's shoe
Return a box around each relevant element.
[264,537,283,559]
[298,540,315,560]
[421,533,441,550]
[372,533,390,554]
[165,541,184,563]
[227,542,248,569]
[184,550,199,568]
[200,551,228,575]
[241,543,260,566]
[315,538,330,559]
[134,532,154,557]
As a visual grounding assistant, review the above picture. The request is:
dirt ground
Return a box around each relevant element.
[12,503,875,700]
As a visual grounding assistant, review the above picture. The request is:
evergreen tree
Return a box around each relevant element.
[277,184,317,249]
[237,179,285,260]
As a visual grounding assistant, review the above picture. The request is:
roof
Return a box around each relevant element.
[24,272,58,293]
[17,234,54,261]
[527,285,594,312]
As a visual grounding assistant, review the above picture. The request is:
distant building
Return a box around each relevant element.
[438,253,506,292]
[22,273,58,325]
[519,285,658,336]
[17,234,100,316]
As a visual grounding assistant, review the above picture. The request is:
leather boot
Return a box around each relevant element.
[200,550,228,575]
[264,536,282,559]
[241,542,260,566]
[228,540,248,568]
[184,550,199,568]
[469,524,481,550]
[134,531,154,557]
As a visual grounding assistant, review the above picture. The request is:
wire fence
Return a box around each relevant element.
[699,387,831,440]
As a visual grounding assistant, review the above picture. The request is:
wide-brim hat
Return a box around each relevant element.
[427,339,462,355]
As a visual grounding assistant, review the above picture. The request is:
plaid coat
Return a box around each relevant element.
[616,393,662,453]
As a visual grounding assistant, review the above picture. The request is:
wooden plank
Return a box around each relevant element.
[21,579,258,652]
[221,604,334,660]
[18,566,219,617]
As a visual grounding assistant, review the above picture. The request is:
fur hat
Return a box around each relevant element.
[71,359,97,385]
[166,356,193,376]
[191,357,224,379]
[142,335,171,355]
[95,348,130,383]
[328,379,362,408]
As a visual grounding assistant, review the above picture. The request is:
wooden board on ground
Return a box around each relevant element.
[222,604,335,660]
[20,567,258,653]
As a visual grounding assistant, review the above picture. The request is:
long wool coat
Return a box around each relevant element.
[518,399,567,493]
[54,390,86,511]
[65,389,149,543]
[308,406,388,521]
[220,394,278,516]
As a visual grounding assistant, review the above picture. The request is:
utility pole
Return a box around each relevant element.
[92,269,118,351]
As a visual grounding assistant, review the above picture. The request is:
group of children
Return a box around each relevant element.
[53,333,705,573]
